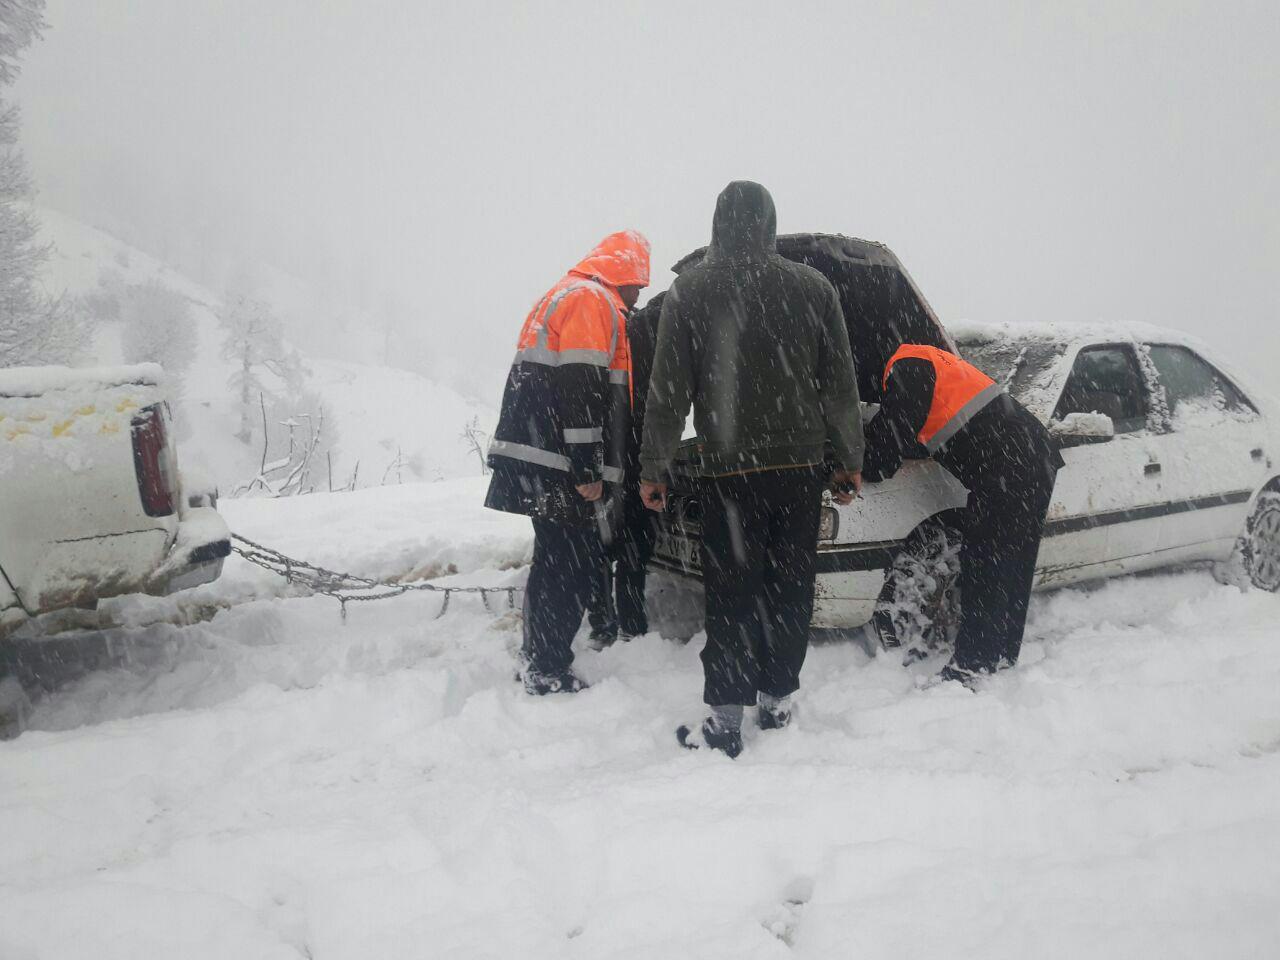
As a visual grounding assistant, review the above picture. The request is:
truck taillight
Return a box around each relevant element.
[131,404,175,517]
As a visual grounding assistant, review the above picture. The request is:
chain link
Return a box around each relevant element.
[230,533,522,620]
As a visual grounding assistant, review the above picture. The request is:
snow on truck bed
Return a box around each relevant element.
[2,480,1280,959]
[0,362,163,398]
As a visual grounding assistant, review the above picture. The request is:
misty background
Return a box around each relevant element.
[15,0,1280,397]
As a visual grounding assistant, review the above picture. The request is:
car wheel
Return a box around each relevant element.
[1244,491,1280,592]
[870,518,963,660]
[0,675,31,740]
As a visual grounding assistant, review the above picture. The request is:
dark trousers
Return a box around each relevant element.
[522,518,603,675]
[587,491,657,637]
[698,468,824,706]
[954,469,1057,672]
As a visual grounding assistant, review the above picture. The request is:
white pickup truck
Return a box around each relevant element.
[0,364,231,640]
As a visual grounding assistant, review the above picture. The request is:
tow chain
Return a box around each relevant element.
[230,533,523,621]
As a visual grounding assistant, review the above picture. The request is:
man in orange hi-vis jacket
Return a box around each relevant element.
[485,230,650,695]
[863,343,1063,685]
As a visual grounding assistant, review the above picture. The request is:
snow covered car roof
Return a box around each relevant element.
[950,318,1199,350]
[952,319,1271,423]
[0,363,164,399]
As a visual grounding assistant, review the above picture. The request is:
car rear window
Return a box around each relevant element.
[1145,343,1257,422]
[957,339,1066,406]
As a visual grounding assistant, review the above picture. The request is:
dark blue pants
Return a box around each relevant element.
[955,469,1057,672]
[588,490,657,637]
[522,518,603,675]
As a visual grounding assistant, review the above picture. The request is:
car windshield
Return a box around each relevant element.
[957,338,1067,406]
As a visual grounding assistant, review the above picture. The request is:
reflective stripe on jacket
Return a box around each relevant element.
[883,344,1004,454]
[488,231,650,489]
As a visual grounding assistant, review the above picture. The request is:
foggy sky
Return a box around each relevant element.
[14,0,1280,396]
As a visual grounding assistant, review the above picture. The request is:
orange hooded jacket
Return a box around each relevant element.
[487,231,651,513]
[514,230,651,386]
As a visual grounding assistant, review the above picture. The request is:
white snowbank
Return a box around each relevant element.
[2,482,1280,959]
[220,476,531,585]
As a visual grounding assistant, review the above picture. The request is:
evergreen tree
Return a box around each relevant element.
[218,292,303,444]
[0,0,92,367]
[120,281,197,435]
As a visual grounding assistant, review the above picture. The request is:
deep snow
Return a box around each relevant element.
[2,478,1280,959]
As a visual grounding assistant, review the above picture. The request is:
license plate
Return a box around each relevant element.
[655,529,701,572]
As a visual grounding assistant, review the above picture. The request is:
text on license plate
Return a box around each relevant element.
[656,531,701,571]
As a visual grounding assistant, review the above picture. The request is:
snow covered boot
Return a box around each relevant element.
[586,627,618,652]
[757,693,792,731]
[520,666,588,696]
[935,662,983,689]
[677,706,744,758]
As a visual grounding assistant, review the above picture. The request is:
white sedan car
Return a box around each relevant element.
[649,234,1280,652]
[1,364,231,641]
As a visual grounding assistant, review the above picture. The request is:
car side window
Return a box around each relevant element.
[1145,344,1257,422]
[1053,345,1148,434]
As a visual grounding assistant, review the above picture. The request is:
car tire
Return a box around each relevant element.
[870,517,964,660]
[1243,491,1280,592]
[0,675,31,740]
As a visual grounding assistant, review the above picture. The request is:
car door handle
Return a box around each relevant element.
[1252,448,1265,462]
[1144,462,1162,476]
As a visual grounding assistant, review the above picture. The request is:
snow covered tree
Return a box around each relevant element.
[81,267,124,324]
[0,1,93,367]
[0,1,45,86]
[218,292,303,444]
[231,387,341,498]
[120,281,197,434]
[460,415,490,474]
[121,282,196,373]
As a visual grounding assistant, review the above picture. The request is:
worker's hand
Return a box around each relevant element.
[576,480,604,502]
[830,469,863,505]
[640,480,668,512]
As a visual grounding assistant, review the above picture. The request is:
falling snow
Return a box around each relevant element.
[2,479,1279,959]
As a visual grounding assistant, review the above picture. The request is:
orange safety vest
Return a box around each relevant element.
[513,276,632,393]
[883,344,1004,454]
[488,231,650,485]
[511,230,649,399]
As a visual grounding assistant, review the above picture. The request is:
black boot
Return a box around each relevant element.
[936,661,983,689]
[586,627,618,652]
[757,697,792,730]
[520,666,588,696]
[676,717,743,759]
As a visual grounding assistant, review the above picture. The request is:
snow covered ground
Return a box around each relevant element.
[3,479,1280,959]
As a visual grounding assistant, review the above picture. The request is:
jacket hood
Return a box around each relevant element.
[569,230,651,289]
[705,180,777,264]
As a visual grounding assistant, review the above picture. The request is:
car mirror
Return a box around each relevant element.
[1049,412,1116,448]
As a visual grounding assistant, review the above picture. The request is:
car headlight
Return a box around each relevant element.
[818,506,839,542]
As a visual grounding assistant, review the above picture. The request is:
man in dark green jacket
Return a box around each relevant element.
[639,180,863,758]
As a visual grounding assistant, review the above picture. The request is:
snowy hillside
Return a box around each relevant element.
[3,481,1279,958]
[36,207,498,493]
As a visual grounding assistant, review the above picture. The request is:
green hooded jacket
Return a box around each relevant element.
[640,181,864,480]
